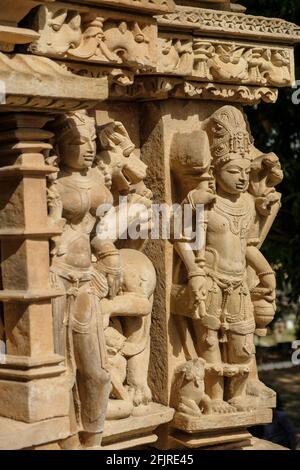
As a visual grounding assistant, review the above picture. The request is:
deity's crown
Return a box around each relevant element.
[208,106,254,168]
[55,110,96,143]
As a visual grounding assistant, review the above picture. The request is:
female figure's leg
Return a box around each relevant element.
[72,287,111,448]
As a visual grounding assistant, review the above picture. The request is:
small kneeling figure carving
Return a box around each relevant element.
[171,359,212,417]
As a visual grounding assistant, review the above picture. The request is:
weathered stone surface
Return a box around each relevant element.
[0,376,69,423]
[0,0,299,452]
[157,5,300,43]
[170,430,252,449]
[172,409,273,433]
[0,53,108,112]
[102,403,174,449]
[0,416,69,450]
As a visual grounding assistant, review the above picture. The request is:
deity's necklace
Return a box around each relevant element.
[214,196,251,236]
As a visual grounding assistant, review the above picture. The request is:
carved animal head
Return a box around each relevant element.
[103,21,151,67]
[170,130,213,200]
[180,358,206,382]
[272,49,290,67]
[216,45,245,65]
[29,5,82,56]
[97,121,148,195]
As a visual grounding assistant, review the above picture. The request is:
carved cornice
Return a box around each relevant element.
[0,25,39,53]
[0,53,108,112]
[175,0,245,12]
[0,1,54,52]
[175,81,279,104]
[157,6,300,44]
[26,3,296,90]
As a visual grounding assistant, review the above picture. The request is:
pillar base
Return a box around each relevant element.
[0,375,69,422]
[0,416,70,450]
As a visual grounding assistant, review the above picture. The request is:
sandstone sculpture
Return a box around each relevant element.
[171,105,280,417]
[0,0,299,451]
[171,359,212,417]
[48,111,112,449]
[47,111,157,447]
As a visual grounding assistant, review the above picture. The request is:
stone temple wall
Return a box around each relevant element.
[0,0,299,450]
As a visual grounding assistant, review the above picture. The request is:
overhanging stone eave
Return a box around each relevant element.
[0,53,109,113]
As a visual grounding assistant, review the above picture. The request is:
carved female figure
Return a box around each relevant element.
[173,106,279,413]
[49,112,156,436]
[49,111,116,449]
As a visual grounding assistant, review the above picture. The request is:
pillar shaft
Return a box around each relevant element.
[0,114,68,423]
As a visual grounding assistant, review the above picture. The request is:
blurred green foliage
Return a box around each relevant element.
[243,1,300,318]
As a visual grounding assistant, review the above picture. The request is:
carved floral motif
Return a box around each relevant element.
[110,76,279,105]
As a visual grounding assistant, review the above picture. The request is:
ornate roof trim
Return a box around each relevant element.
[157,6,300,44]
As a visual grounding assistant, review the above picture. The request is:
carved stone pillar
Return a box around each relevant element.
[0,114,70,446]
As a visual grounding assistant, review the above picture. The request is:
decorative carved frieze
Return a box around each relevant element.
[173,81,279,104]
[25,3,296,93]
[109,76,278,104]
[157,35,294,87]
[63,60,135,85]
[157,6,300,44]
[109,76,180,100]
[28,3,157,71]
[157,32,193,75]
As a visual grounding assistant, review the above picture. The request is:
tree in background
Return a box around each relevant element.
[243,0,300,336]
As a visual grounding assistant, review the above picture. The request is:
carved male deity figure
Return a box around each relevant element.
[172,106,282,414]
